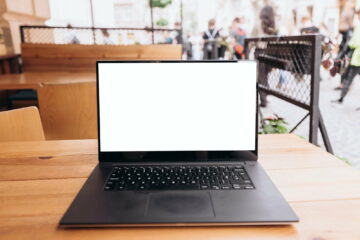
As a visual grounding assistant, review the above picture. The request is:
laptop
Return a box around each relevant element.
[60,60,298,227]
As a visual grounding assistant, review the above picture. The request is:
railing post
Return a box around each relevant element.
[89,0,96,44]
[150,1,155,44]
[309,34,322,146]
[245,34,333,154]
[20,26,25,43]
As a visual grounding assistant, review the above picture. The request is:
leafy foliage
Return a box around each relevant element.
[151,0,172,8]
[336,156,351,165]
[260,114,289,134]
[156,18,169,26]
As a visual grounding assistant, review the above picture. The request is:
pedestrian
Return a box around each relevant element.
[182,34,192,60]
[64,24,80,44]
[338,3,355,56]
[163,31,173,44]
[299,15,319,34]
[172,22,182,44]
[253,6,278,107]
[333,10,360,105]
[101,29,113,45]
[189,33,203,60]
[230,17,246,59]
[202,19,220,60]
[335,5,355,90]
[260,6,277,34]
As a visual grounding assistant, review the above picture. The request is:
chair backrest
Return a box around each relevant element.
[21,43,182,72]
[37,81,97,140]
[0,107,45,141]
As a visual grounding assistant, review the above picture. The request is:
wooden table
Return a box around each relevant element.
[0,134,359,240]
[0,71,96,90]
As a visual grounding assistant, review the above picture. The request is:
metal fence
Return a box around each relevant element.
[20,26,181,45]
[245,34,333,154]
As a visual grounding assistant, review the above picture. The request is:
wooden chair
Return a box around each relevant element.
[0,107,45,141]
[37,81,97,140]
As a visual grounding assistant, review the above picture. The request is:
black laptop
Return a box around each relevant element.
[60,60,298,227]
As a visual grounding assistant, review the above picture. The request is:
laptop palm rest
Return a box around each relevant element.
[146,192,215,218]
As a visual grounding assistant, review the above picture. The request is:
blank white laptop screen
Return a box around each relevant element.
[98,62,257,152]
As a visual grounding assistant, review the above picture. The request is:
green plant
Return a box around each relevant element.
[260,114,289,134]
[156,18,169,26]
[336,156,351,165]
[150,0,172,8]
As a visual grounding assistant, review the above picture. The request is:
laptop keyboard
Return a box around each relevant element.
[104,165,255,191]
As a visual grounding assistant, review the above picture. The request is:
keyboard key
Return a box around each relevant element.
[104,165,254,191]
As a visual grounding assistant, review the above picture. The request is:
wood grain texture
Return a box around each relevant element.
[0,134,359,240]
[259,134,348,169]
[21,43,182,72]
[37,81,97,140]
[0,107,45,141]
[0,139,97,158]
[0,71,96,90]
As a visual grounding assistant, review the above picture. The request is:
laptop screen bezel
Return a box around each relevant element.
[96,60,258,162]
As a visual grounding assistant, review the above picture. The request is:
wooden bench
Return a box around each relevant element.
[21,43,182,72]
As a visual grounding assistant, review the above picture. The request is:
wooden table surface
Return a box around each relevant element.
[0,71,96,90]
[0,134,359,240]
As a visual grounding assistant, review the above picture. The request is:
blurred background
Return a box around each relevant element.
[0,0,359,168]
[0,0,357,54]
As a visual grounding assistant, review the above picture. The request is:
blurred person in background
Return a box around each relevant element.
[230,17,246,59]
[64,24,80,44]
[101,29,113,45]
[253,6,278,107]
[189,33,203,60]
[163,31,173,44]
[182,34,192,60]
[252,5,278,37]
[171,22,189,59]
[217,28,229,60]
[335,5,355,90]
[338,3,355,56]
[172,22,182,44]
[333,10,360,106]
[300,15,319,34]
[203,18,220,59]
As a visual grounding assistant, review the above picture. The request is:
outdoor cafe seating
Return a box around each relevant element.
[0,1,359,239]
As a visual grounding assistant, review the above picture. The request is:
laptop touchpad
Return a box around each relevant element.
[146,192,215,218]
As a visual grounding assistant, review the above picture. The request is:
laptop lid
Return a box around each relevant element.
[96,61,258,162]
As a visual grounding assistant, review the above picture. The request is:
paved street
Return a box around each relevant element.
[262,73,360,169]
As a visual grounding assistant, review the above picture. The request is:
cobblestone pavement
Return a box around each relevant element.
[262,73,360,169]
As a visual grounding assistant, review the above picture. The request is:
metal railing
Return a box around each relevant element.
[20,26,181,45]
[245,34,333,154]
